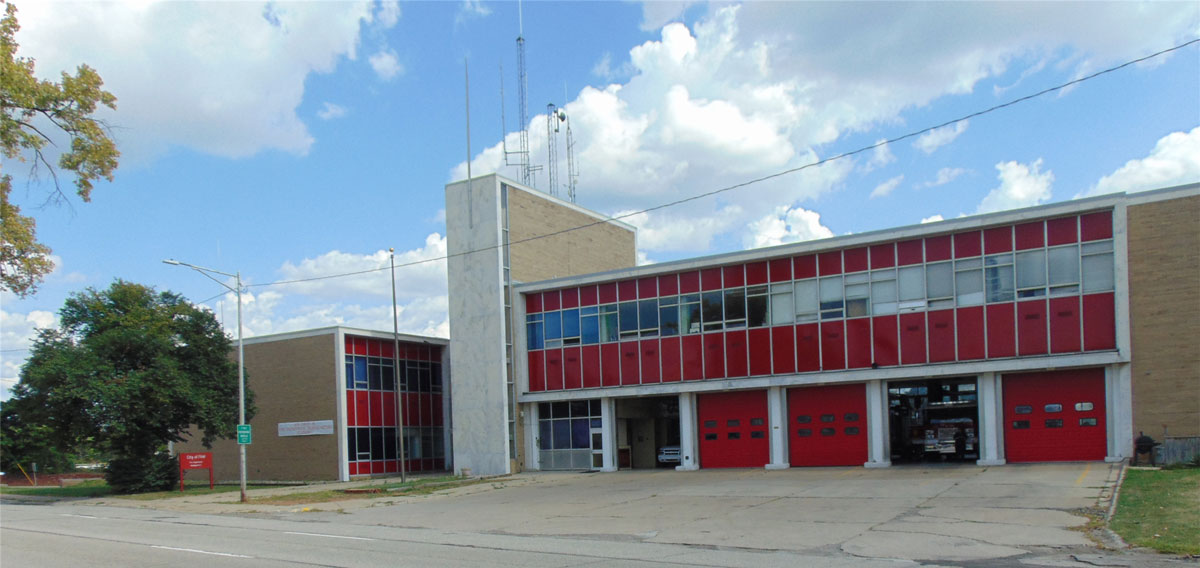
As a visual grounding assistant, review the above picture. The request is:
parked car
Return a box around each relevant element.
[657,445,681,465]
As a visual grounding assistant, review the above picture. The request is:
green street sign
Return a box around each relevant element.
[237,424,252,445]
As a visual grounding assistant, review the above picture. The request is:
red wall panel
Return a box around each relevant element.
[954,231,982,258]
[1015,221,1044,250]
[1049,296,1081,354]
[769,258,792,282]
[581,345,602,388]
[620,341,640,385]
[561,288,579,309]
[697,390,770,468]
[846,318,872,368]
[1047,216,1078,245]
[794,255,817,279]
[660,336,682,382]
[638,277,657,299]
[563,346,582,390]
[601,344,621,387]
[701,268,723,291]
[545,348,564,391]
[870,243,895,269]
[787,383,867,467]
[820,321,846,370]
[723,265,745,288]
[897,239,924,265]
[818,251,842,276]
[957,306,986,360]
[872,315,899,367]
[679,271,700,294]
[527,351,545,392]
[984,226,1012,254]
[900,312,928,365]
[1082,292,1116,350]
[725,330,749,378]
[682,335,704,380]
[526,293,542,314]
[796,323,820,372]
[382,392,397,427]
[370,391,383,426]
[598,282,618,304]
[746,262,769,285]
[1080,211,1112,241]
[704,333,726,379]
[771,326,796,374]
[926,235,952,262]
[345,392,356,425]
[1017,300,1048,356]
[844,247,869,273]
[1004,368,1106,462]
[749,328,772,376]
[579,285,598,307]
[658,274,678,296]
[543,290,561,311]
[986,303,1016,358]
[618,280,637,302]
[640,339,661,383]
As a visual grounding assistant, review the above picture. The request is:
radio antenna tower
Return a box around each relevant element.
[546,103,560,197]
[498,3,540,187]
[565,110,578,202]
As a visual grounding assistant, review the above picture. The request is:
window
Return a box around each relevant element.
[1014,405,1032,414]
[796,415,812,424]
[544,311,563,348]
[581,307,600,344]
[820,276,844,319]
[724,288,747,328]
[926,262,954,309]
[871,269,897,314]
[705,433,718,440]
[844,413,859,422]
[727,419,740,427]
[797,429,812,437]
[728,432,741,440]
[562,308,581,345]
[680,294,702,334]
[750,417,765,426]
[1047,245,1080,296]
[1082,241,1114,292]
[794,280,819,322]
[1044,404,1062,413]
[702,292,724,331]
[658,297,680,337]
[845,273,870,317]
[955,258,983,306]
[1080,418,1098,427]
[600,305,619,343]
[845,427,860,435]
[703,420,718,428]
[985,253,1014,303]
[1045,419,1063,428]
[1074,402,1094,412]
[526,314,545,350]
[820,428,836,436]
[898,266,925,311]
[747,286,769,327]
[537,399,602,451]
[638,299,659,337]
[1012,420,1030,429]
[750,431,765,439]
[618,302,639,339]
[1016,250,1046,298]
[770,284,793,325]
[820,414,836,423]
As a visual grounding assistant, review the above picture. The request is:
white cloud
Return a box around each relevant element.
[922,167,968,188]
[317,102,348,120]
[914,120,969,154]
[0,309,57,401]
[920,214,945,224]
[864,140,895,172]
[369,48,403,81]
[977,159,1054,214]
[376,1,402,28]
[1081,127,1200,197]
[640,1,694,31]
[745,206,834,249]
[13,2,379,162]
[455,0,491,25]
[870,175,904,199]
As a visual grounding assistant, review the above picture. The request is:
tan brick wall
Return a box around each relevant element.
[177,333,342,482]
[1127,195,1200,438]
[506,185,636,282]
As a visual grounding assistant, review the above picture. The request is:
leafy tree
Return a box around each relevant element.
[1,1,119,297]
[5,280,252,493]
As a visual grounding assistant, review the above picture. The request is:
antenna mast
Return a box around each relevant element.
[546,103,560,197]
[565,111,578,202]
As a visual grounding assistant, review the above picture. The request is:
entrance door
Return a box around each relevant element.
[787,383,867,466]
[697,390,769,468]
[1004,368,1106,463]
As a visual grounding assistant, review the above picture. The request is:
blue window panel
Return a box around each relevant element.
[553,420,572,450]
[619,302,639,333]
[562,308,580,339]
[639,299,658,331]
[572,418,591,449]
[527,322,544,350]
[590,418,602,428]
[353,357,368,389]
[659,305,680,336]
[581,314,599,344]
[544,311,562,340]
[539,420,552,450]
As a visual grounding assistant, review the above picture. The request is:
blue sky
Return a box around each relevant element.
[3,1,1198,399]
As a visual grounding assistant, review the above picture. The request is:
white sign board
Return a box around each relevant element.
[278,420,335,437]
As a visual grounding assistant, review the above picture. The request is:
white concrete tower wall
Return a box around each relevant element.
[446,176,511,475]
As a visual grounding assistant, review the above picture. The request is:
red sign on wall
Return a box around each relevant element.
[179,452,214,491]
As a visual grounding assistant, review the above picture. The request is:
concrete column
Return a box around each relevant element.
[523,402,540,471]
[766,386,789,470]
[864,379,891,468]
[976,372,1006,466]
[1106,364,1133,462]
[600,397,618,472]
[676,392,700,471]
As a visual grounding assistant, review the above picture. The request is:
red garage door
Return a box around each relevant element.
[788,383,867,467]
[1004,368,1106,463]
[697,390,769,468]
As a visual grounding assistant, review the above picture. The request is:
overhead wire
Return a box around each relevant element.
[245,38,1199,290]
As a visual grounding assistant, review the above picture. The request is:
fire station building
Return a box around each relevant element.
[446,177,1198,474]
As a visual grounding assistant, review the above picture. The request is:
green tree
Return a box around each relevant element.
[5,281,251,493]
[1,1,119,297]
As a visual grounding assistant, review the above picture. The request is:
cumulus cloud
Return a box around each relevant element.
[369,48,403,80]
[745,206,834,249]
[864,140,895,172]
[1080,127,1200,197]
[0,309,57,401]
[13,2,379,162]
[376,1,402,28]
[914,120,969,154]
[317,102,348,120]
[870,175,904,199]
[921,214,945,224]
[922,167,969,188]
[977,159,1054,213]
[455,0,491,25]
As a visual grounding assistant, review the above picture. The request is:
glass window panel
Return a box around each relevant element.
[590,399,601,415]
[794,280,819,319]
[1014,405,1032,414]
[353,357,368,389]
[681,298,702,334]
[727,419,741,427]
[797,429,812,437]
[357,428,371,460]
[553,420,572,449]
[619,302,639,336]
[544,311,562,340]
[1045,419,1064,428]
[600,305,619,342]
[527,322,544,350]
[569,400,588,417]
[1082,253,1114,293]
[820,276,844,318]
[368,362,383,390]
[1080,418,1098,426]
[1075,402,1094,412]
[1081,240,1113,254]
[1016,250,1046,289]
[796,415,812,424]
[381,362,395,391]
[727,432,741,440]
[820,428,836,436]
[751,431,766,439]
[986,264,1015,302]
[580,306,598,315]
[1048,246,1079,286]
[898,266,924,301]
[926,262,953,299]
[659,304,680,336]
[702,291,724,331]
[562,309,580,339]
[845,427,860,435]
[639,300,659,335]
[552,401,569,419]
[705,433,718,440]
[956,269,984,306]
[572,418,591,449]
[724,289,747,326]
[846,282,870,317]
[747,294,768,327]
[370,428,385,460]
[581,314,600,344]
[346,428,357,460]
[384,427,397,460]
[770,291,793,325]
[1012,420,1030,429]
[1044,404,1063,413]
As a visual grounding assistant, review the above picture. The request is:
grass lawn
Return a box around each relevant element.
[1110,468,1200,555]
[1,480,278,500]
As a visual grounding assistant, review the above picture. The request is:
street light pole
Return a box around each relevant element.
[164,259,248,503]
[390,248,407,483]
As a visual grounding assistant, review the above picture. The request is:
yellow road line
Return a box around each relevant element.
[1075,462,1092,486]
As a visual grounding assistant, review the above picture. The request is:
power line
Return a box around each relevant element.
[246,38,1199,290]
